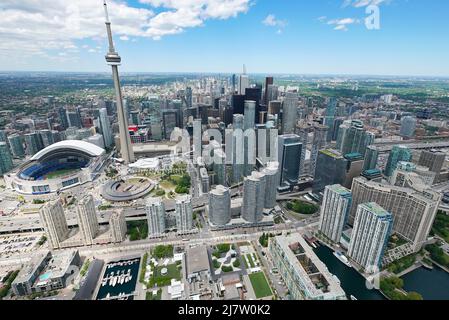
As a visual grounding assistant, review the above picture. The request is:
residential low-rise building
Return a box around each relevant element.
[269,233,346,300]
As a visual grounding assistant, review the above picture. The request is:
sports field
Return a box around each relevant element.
[43,169,77,180]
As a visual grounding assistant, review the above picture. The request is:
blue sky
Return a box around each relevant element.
[1,0,449,76]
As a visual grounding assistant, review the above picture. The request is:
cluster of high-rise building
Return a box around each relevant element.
[39,195,127,249]
[146,195,194,237]
[319,172,441,273]
[207,161,279,228]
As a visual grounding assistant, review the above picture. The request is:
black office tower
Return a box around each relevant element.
[245,86,262,124]
[232,94,245,115]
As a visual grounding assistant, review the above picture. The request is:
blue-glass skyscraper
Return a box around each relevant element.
[384,145,412,177]
[278,134,302,188]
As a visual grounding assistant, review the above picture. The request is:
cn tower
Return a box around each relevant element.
[103,0,135,164]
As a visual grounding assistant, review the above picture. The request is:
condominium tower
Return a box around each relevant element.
[319,185,352,243]
[39,200,70,250]
[109,210,127,243]
[76,195,99,246]
[146,198,166,237]
[348,203,393,274]
[175,195,193,232]
[242,171,266,223]
[350,177,441,250]
[208,185,231,226]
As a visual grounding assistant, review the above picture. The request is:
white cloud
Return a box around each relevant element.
[317,16,327,22]
[262,14,287,27]
[320,0,388,32]
[0,0,250,61]
[262,14,287,34]
[342,0,387,8]
[140,0,251,38]
[327,18,359,31]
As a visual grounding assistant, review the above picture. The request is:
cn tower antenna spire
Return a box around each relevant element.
[103,0,116,55]
[103,0,110,22]
[103,0,135,164]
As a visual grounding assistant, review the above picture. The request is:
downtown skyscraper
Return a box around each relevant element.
[39,200,70,250]
[146,198,166,237]
[348,202,392,274]
[242,171,266,223]
[278,134,302,188]
[76,195,99,246]
[350,176,441,251]
[319,185,352,243]
[175,195,193,233]
[384,145,413,177]
[0,142,13,175]
[208,185,231,227]
[336,120,374,157]
[282,92,298,135]
[99,108,113,148]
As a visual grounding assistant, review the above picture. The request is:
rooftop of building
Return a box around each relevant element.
[30,140,105,161]
[186,245,210,276]
[246,171,266,182]
[263,161,280,175]
[320,149,343,159]
[359,202,392,218]
[176,194,192,204]
[371,139,449,153]
[272,233,346,300]
[344,153,364,161]
[354,176,441,203]
[128,157,160,170]
[13,251,51,285]
[210,185,229,196]
[35,250,79,286]
[327,184,351,195]
[362,169,382,176]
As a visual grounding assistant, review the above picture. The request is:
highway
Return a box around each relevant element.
[0,218,320,266]
[0,178,309,236]
[0,187,244,234]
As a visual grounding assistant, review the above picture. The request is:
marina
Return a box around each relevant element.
[96,257,141,300]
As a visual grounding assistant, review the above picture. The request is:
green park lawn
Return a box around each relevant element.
[149,263,181,288]
[248,272,272,299]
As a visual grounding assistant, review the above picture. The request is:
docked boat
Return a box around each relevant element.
[333,251,352,268]
[111,275,118,287]
[350,295,357,300]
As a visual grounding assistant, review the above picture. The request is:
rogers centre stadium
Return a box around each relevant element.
[4,140,107,195]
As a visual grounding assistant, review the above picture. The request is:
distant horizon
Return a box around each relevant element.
[1,1,449,76]
[1,70,449,80]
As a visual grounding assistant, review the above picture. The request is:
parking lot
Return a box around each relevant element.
[0,233,44,259]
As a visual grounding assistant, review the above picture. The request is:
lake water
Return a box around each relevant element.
[402,265,449,300]
[314,245,449,300]
[314,246,385,300]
